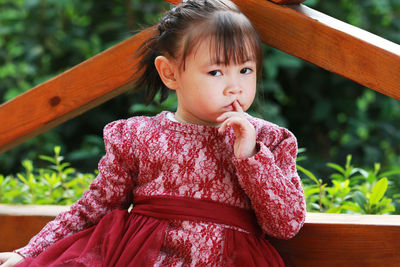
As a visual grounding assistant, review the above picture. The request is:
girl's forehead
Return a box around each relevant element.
[177,11,262,70]
[184,37,257,66]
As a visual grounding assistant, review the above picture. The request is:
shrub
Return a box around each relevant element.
[299,154,400,214]
[1,147,399,216]
[0,147,94,205]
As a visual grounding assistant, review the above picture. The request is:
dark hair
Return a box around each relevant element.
[134,0,263,104]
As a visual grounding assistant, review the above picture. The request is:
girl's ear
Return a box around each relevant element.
[154,56,179,90]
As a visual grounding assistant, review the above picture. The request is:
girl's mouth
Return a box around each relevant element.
[223,100,241,112]
[223,104,234,111]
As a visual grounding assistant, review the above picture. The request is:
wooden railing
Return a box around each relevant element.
[0,0,399,266]
[1,205,399,266]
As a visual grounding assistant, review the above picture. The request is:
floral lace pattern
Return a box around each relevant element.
[16,111,306,266]
[154,221,225,266]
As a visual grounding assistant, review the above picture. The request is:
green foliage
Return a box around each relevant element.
[0,147,94,205]
[299,154,400,214]
[0,0,170,174]
[129,91,178,116]
[2,147,399,217]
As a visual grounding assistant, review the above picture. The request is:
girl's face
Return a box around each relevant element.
[173,38,257,127]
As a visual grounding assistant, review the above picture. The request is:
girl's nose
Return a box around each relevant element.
[224,80,242,95]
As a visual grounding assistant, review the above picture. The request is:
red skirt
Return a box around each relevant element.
[17,196,284,267]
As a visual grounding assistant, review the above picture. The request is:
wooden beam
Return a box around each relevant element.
[0,27,156,154]
[270,213,400,266]
[0,205,69,251]
[1,205,399,265]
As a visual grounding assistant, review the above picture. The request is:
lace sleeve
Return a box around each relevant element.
[15,120,138,257]
[233,122,306,239]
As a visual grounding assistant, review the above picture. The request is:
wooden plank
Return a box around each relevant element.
[234,0,400,101]
[0,204,69,217]
[0,205,68,251]
[273,213,400,266]
[0,214,56,251]
[0,27,156,154]
[1,205,399,265]
[304,211,400,226]
[270,220,400,266]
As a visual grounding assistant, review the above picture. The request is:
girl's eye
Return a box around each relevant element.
[240,68,253,74]
[208,70,222,77]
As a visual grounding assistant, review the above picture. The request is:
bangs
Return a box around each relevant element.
[181,11,262,73]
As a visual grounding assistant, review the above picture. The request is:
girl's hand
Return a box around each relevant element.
[0,252,24,267]
[217,101,257,159]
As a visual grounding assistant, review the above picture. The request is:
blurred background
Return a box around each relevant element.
[1,0,400,201]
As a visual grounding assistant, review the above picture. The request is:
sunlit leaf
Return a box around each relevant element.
[369,178,388,205]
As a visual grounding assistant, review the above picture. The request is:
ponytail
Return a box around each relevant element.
[133,27,169,105]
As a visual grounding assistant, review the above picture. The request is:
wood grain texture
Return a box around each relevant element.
[0,214,56,251]
[0,27,156,153]
[1,206,399,265]
[270,223,400,266]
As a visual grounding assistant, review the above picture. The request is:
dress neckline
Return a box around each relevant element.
[158,111,221,136]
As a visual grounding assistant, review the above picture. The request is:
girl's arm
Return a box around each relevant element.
[233,121,306,239]
[14,120,138,258]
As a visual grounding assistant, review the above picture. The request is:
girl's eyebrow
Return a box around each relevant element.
[205,58,256,67]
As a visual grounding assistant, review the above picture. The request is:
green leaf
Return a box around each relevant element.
[369,178,388,205]
[353,168,369,178]
[39,155,57,164]
[374,163,381,175]
[379,169,400,178]
[341,202,361,213]
[297,147,306,154]
[297,165,319,184]
[345,155,352,169]
[296,156,307,162]
[54,146,61,155]
[17,173,28,185]
[377,198,395,214]
[327,163,345,175]
[354,191,367,210]
[330,173,344,181]
[327,206,342,213]
[22,160,34,172]
[304,187,320,196]
[311,203,321,211]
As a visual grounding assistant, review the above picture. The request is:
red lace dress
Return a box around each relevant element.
[15,111,306,266]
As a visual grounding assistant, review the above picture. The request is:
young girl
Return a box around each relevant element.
[1,0,306,266]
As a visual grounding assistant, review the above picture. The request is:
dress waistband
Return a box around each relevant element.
[132,195,261,235]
